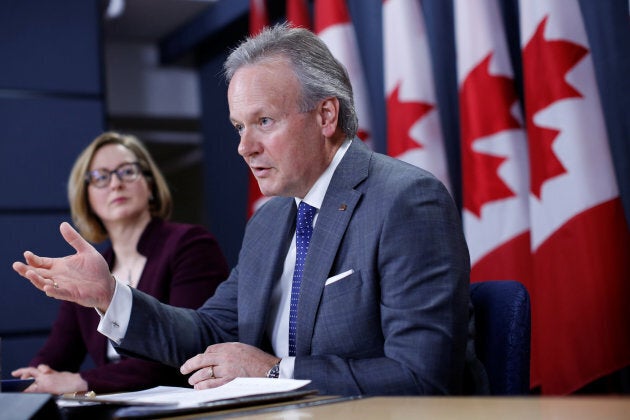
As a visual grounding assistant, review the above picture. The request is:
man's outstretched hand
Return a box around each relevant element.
[12,222,115,312]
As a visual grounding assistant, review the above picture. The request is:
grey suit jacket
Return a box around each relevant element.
[120,139,484,395]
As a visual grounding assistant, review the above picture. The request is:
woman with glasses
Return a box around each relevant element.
[11,132,229,394]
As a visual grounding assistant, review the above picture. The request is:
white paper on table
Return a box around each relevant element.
[93,378,311,408]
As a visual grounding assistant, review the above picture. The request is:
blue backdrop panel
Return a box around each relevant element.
[1,336,96,380]
[0,213,74,335]
[0,0,105,382]
[0,0,101,94]
[200,52,246,267]
[1,336,48,380]
[0,96,105,208]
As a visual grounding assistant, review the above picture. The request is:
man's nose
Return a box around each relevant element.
[237,129,259,157]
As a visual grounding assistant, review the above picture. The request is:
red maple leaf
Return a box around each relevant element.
[314,0,351,32]
[460,53,521,217]
[356,128,371,142]
[386,83,434,157]
[522,16,588,198]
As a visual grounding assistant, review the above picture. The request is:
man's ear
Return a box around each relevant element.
[318,97,340,137]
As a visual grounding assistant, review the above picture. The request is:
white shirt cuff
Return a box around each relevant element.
[96,278,133,344]
[279,357,295,379]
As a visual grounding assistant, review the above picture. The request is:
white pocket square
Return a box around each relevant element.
[324,269,354,286]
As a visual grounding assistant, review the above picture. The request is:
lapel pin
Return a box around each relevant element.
[338,204,347,211]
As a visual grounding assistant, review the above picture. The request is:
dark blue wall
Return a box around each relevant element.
[0,0,105,378]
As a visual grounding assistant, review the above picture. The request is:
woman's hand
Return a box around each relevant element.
[12,364,89,395]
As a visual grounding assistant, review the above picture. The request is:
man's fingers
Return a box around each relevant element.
[15,261,62,295]
[13,255,53,285]
[60,222,92,254]
[23,251,54,270]
[16,266,51,291]
[187,365,216,385]
[180,352,211,375]
[186,365,232,390]
[180,358,199,375]
[12,261,28,277]
[42,282,74,301]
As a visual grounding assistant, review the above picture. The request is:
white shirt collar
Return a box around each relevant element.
[295,138,352,210]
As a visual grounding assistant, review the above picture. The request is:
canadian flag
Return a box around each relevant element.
[286,0,311,29]
[314,0,373,146]
[249,0,267,35]
[454,0,531,288]
[246,0,271,217]
[383,0,450,190]
[520,0,630,394]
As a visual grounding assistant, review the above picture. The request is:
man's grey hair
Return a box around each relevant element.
[223,22,359,139]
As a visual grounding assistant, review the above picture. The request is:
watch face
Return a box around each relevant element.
[267,363,280,378]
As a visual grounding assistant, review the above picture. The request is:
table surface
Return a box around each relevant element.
[218,395,630,420]
[53,393,630,419]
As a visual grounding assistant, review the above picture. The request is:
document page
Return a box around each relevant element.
[93,378,311,408]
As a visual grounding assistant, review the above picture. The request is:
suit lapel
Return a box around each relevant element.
[239,198,296,346]
[296,139,371,355]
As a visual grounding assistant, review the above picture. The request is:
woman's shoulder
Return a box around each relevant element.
[146,218,213,237]
[138,218,218,254]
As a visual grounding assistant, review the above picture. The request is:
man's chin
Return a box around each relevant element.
[256,184,274,197]
[258,186,290,198]
[257,180,295,198]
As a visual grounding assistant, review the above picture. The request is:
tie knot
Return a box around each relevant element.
[297,201,316,233]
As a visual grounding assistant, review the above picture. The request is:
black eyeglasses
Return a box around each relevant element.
[85,162,144,188]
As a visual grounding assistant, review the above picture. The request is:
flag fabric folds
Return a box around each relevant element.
[383,0,451,190]
[249,0,268,36]
[455,0,630,395]
[314,0,374,146]
[454,0,532,289]
[519,0,630,394]
[286,0,311,29]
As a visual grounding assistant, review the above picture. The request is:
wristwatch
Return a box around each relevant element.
[266,362,280,378]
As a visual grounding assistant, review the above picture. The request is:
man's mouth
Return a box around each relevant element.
[251,166,271,177]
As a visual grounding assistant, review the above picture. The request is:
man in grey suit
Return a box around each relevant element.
[14,23,485,396]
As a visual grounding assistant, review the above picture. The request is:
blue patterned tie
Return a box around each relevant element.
[288,201,316,356]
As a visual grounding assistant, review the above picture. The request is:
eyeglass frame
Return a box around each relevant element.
[84,161,147,189]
